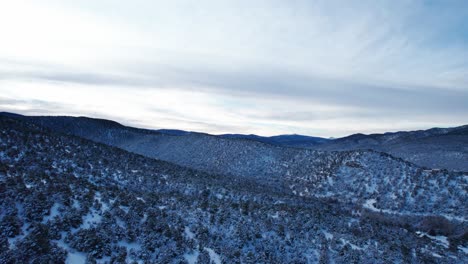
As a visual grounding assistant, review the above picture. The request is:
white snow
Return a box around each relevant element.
[416,231,450,248]
[204,247,222,264]
[365,182,378,193]
[363,199,378,211]
[322,230,333,241]
[95,192,109,211]
[184,226,196,240]
[363,199,467,222]
[459,246,468,254]
[340,238,365,251]
[116,218,126,228]
[269,212,279,219]
[184,250,199,264]
[42,203,60,223]
[72,199,81,209]
[117,240,142,251]
[327,176,334,186]
[116,241,142,263]
[119,206,129,213]
[141,213,148,223]
[440,214,467,222]
[67,252,87,264]
[81,210,102,229]
[55,236,87,264]
[8,217,30,250]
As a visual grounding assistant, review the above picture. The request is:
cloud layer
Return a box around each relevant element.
[0,0,467,137]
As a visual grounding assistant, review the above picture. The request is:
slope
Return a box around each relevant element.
[1,116,467,263]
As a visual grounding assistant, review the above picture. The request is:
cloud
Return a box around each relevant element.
[0,0,467,136]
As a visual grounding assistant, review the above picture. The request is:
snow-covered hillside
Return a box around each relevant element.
[0,115,467,263]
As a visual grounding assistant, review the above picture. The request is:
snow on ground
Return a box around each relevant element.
[184,250,199,264]
[81,210,103,229]
[416,231,450,248]
[119,205,129,213]
[204,247,222,264]
[72,199,81,209]
[347,218,359,227]
[42,203,60,223]
[365,182,378,193]
[141,213,148,223]
[269,212,279,219]
[114,240,144,263]
[116,218,126,228]
[440,214,467,222]
[95,192,109,211]
[363,199,381,212]
[303,248,320,263]
[339,238,365,251]
[184,226,196,240]
[8,227,28,250]
[96,256,111,263]
[117,240,142,253]
[459,246,468,254]
[55,235,87,264]
[67,252,87,264]
[363,199,466,222]
[322,230,333,241]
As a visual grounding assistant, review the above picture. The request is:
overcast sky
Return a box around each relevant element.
[0,0,467,137]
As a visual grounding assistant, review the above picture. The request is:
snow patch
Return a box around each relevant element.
[67,251,87,264]
[340,238,365,251]
[119,206,129,213]
[204,247,222,264]
[81,210,102,229]
[42,203,60,223]
[322,230,333,241]
[184,250,199,264]
[327,176,334,186]
[269,212,279,219]
[459,246,468,254]
[184,226,196,240]
[55,236,87,264]
[416,231,450,248]
[117,240,142,251]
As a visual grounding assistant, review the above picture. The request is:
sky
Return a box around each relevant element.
[0,0,467,137]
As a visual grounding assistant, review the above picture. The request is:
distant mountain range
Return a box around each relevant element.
[313,125,468,171]
[218,133,330,148]
[2,112,466,171]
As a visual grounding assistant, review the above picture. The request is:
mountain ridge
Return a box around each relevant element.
[1,113,467,262]
[1,111,467,171]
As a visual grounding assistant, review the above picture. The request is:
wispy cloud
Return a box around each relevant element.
[0,0,467,136]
